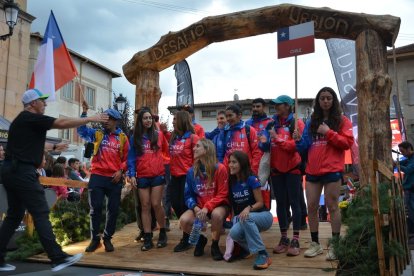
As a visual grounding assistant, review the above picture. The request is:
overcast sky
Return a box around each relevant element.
[27,0,414,121]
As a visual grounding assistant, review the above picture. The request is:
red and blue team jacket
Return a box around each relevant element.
[169,131,200,177]
[220,121,261,175]
[184,163,230,212]
[259,113,305,174]
[245,114,273,135]
[194,122,205,138]
[296,115,354,176]
[127,131,169,178]
[77,125,129,177]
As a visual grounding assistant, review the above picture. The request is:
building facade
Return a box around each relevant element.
[168,97,314,132]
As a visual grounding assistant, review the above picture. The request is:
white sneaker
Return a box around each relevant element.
[51,253,83,272]
[304,242,323,257]
[0,263,16,271]
[326,247,337,261]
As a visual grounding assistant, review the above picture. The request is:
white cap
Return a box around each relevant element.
[22,89,49,105]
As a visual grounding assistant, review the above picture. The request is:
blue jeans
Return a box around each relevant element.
[88,174,122,241]
[229,211,273,254]
[404,190,414,234]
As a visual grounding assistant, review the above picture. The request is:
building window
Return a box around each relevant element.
[242,109,251,116]
[61,81,73,100]
[59,129,71,141]
[268,106,276,114]
[85,86,96,109]
[408,80,414,105]
[201,109,216,118]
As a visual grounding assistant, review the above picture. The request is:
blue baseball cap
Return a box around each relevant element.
[271,95,294,106]
[104,108,122,120]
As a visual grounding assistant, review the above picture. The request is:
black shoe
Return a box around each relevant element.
[85,239,101,252]
[103,239,114,252]
[194,235,208,257]
[211,242,224,261]
[134,231,144,243]
[157,230,168,248]
[174,237,191,252]
[51,253,83,272]
[141,233,154,251]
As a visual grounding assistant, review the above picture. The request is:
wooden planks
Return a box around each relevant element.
[30,221,342,275]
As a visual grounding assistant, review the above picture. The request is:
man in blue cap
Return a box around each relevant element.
[77,101,129,253]
[0,89,108,272]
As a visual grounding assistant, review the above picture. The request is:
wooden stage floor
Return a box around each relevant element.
[30,220,340,275]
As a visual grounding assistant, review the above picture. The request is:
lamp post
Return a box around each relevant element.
[114,93,127,114]
[0,0,19,41]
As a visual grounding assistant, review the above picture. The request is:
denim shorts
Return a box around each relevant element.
[137,175,165,189]
[306,172,343,184]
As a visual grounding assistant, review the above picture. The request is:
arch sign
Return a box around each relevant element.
[123,3,400,185]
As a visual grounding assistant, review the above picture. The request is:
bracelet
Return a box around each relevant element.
[249,204,254,210]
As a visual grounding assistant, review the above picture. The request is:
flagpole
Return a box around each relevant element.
[294,55,298,129]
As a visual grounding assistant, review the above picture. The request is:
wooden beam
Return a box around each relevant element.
[373,160,394,180]
[123,4,400,83]
[39,176,88,189]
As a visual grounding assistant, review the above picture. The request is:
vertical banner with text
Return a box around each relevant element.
[174,59,194,108]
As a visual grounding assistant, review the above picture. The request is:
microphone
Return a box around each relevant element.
[392,149,401,154]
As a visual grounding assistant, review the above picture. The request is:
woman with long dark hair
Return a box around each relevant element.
[127,107,169,251]
[173,138,229,261]
[294,87,354,260]
[228,150,273,270]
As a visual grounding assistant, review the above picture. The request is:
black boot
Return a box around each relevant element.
[85,239,101,252]
[194,235,207,257]
[157,228,168,248]
[174,232,191,252]
[211,240,223,261]
[141,233,154,251]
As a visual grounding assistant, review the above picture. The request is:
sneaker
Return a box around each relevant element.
[0,263,16,272]
[304,242,323,257]
[326,247,337,261]
[174,237,191,252]
[134,231,144,243]
[103,239,114,252]
[210,242,223,261]
[194,235,208,257]
[157,231,168,248]
[85,239,101,252]
[51,253,83,272]
[141,233,154,251]
[287,239,300,256]
[253,253,272,270]
[273,236,290,254]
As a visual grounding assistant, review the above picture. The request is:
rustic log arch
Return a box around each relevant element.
[123,3,400,185]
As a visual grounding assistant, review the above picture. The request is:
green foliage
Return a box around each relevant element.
[332,183,405,275]
[7,188,136,260]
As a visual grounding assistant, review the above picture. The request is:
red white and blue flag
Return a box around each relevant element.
[277,21,315,59]
[29,11,78,101]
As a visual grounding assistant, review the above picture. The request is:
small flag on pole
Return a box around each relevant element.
[29,11,78,101]
[277,21,315,59]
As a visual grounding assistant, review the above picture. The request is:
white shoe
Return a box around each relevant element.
[0,263,16,271]
[326,247,337,261]
[51,253,83,272]
[304,242,323,257]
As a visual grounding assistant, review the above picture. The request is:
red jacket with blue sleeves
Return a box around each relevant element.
[259,113,305,174]
[296,115,354,176]
[245,114,273,135]
[184,163,230,213]
[127,131,169,178]
[77,121,129,177]
[221,121,261,175]
[169,131,199,177]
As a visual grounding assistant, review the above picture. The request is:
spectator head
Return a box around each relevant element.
[52,163,66,178]
[251,98,266,117]
[225,104,242,126]
[398,141,414,157]
[68,158,80,170]
[216,110,227,128]
[55,156,67,168]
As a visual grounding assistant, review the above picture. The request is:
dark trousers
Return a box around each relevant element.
[0,161,66,262]
[271,173,302,231]
[162,164,172,218]
[134,188,156,232]
[170,175,187,218]
[88,174,122,241]
[404,190,414,234]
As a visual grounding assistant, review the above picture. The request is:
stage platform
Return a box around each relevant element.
[29,220,340,275]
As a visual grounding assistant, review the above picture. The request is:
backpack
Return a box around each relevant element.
[84,130,127,159]
[267,118,308,175]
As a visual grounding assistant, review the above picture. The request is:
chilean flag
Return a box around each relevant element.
[277,21,315,59]
[29,11,78,101]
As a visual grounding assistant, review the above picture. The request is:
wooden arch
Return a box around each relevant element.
[123,3,400,185]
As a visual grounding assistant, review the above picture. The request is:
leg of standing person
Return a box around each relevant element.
[299,179,308,230]
[170,175,187,218]
[102,176,122,252]
[304,181,324,257]
[86,174,105,252]
[271,174,290,254]
[133,187,144,242]
[162,164,172,230]
[150,181,167,248]
[323,179,342,260]
[285,173,302,256]
[139,185,154,251]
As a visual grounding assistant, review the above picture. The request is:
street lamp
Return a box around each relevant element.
[115,93,127,114]
[1,0,19,41]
